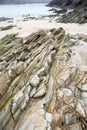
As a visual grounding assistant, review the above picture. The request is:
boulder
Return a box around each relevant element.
[30,75,40,88]
[76,100,86,118]
[67,123,82,130]
[62,88,74,104]
[33,83,46,98]
[0,73,10,96]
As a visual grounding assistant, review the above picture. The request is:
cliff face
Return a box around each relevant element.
[0,0,51,4]
[49,0,87,7]
[49,0,72,6]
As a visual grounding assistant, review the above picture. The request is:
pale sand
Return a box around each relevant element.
[0,19,87,39]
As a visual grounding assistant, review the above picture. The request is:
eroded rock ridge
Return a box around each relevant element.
[0,28,87,130]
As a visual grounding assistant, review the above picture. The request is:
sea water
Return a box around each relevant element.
[0,3,52,19]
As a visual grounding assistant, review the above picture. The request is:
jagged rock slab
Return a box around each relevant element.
[0,28,87,130]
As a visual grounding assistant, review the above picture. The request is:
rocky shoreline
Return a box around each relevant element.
[0,27,87,130]
[48,0,87,24]
[0,7,87,25]
[47,7,87,24]
[59,8,87,24]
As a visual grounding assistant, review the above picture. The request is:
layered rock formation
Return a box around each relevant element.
[0,28,87,130]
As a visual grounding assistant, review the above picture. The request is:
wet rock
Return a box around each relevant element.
[30,75,40,88]
[0,104,11,124]
[52,27,64,36]
[69,67,77,80]
[0,34,16,45]
[20,99,27,110]
[47,54,52,65]
[12,91,24,104]
[38,68,46,77]
[0,25,16,31]
[8,69,17,81]
[44,61,49,71]
[55,127,62,130]
[24,84,31,96]
[57,89,63,99]
[46,76,54,106]
[30,88,37,97]
[26,58,31,65]
[0,73,10,96]
[76,100,86,118]
[13,109,21,121]
[62,88,74,104]
[57,79,65,88]
[0,28,87,130]
[64,39,78,47]
[46,112,53,125]
[11,102,17,114]
[11,62,27,75]
[80,84,87,92]
[81,91,87,98]
[67,123,82,130]
[53,110,64,126]
[49,0,87,24]
[64,113,77,125]
[33,83,46,98]
[62,72,71,86]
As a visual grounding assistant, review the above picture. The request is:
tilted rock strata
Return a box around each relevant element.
[0,28,87,130]
[48,65,87,130]
[0,28,65,130]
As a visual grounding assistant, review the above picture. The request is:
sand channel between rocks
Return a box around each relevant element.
[0,19,87,39]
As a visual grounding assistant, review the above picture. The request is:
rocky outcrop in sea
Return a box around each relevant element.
[0,28,87,130]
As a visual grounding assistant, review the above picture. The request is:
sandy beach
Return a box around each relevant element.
[0,19,87,39]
